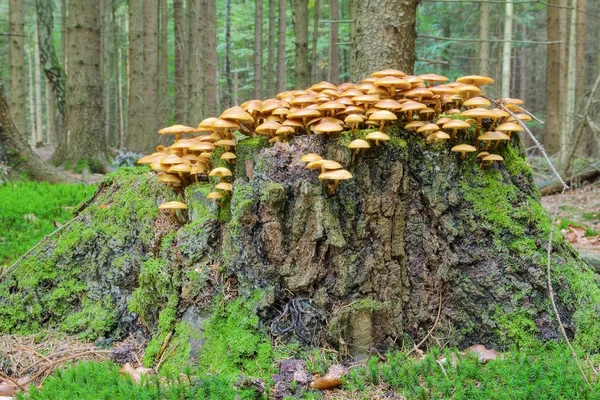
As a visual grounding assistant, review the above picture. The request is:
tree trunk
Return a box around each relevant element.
[329,0,340,85]
[254,0,263,99]
[61,0,67,71]
[0,85,76,183]
[159,0,168,128]
[125,0,146,152]
[143,0,159,145]
[52,0,107,165]
[224,0,233,107]
[292,0,309,89]
[173,0,185,124]
[28,48,35,146]
[9,0,26,135]
[560,0,578,171]
[33,15,44,146]
[188,0,204,122]
[202,0,218,116]
[112,0,122,148]
[501,0,513,98]
[276,0,287,93]
[575,0,586,103]
[350,0,417,81]
[544,0,562,154]
[35,0,66,137]
[266,0,276,98]
[45,80,56,146]
[479,0,490,76]
[311,0,320,84]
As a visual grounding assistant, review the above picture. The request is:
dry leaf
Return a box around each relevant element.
[465,344,504,362]
[310,364,347,390]
[119,363,151,383]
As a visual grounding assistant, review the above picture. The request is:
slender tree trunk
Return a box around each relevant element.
[575,0,586,102]
[125,0,146,151]
[560,0,578,168]
[266,0,277,98]
[479,0,490,76]
[33,15,44,146]
[291,0,309,89]
[28,48,35,145]
[112,0,121,148]
[276,0,286,93]
[351,0,418,80]
[159,0,168,127]
[124,12,129,135]
[61,0,67,73]
[173,0,185,124]
[225,0,233,107]
[311,0,320,84]
[35,0,66,138]
[203,0,218,116]
[143,0,159,143]
[188,0,203,121]
[545,0,562,154]
[0,85,76,183]
[329,0,340,85]
[501,0,513,98]
[46,80,56,146]
[254,0,263,98]
[101,0,111,147]
[9,0,26,135]
[52,0,107,164]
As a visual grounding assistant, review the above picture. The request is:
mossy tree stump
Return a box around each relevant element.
[2,127,599,363]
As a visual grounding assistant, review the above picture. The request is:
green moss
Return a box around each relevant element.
[495,308,539,348]
[503,141,533,176]
[234,136,270,179]
[228,182,256,238]
[198,292,274,380]
[260,182,286,205]
[143,306,177,366]
[60,298,117,340]
[154,320,201,376]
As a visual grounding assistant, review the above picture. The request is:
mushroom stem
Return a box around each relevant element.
[328,180,341,195]
[171,209,185,225]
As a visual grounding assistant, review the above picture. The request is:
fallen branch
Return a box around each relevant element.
[539,161,600,196]
[154,331,174,366]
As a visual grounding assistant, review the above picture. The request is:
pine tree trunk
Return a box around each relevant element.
[112,0,121,148]
[125,0,146,152]
[350,0,417,81]
[52,0,107,165]
[560,0,578,171]
[276,0,287,93]
[292,0,309,89]
[202,0,218,116]
[311,0,319,84]
[159,0,168,128]
[329,0,340,85]
[501,0,513,98]
[188,0,203,122]
[143,0,159,145]
[45,79,56,146]
[575,0,586,103]
[545,0,562,154]
[9,0,26,135]
[254,0,263,99]
[35,0,66,135]
[61,0,67,71]
[266,0,276,98]
[173,0,186,124]
[224,0,233,107]
[479,0,490,76]
[33,15,44,146]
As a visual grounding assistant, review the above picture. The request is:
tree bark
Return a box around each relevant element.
[35,0,66,136]
[575,0,586,103]
[544,0,562,154]
[501,0,513,98]
[173,0,185,124]
[350,0,417,81]
[254,0,264,99]
[125,0,146,152]
[143,0,159,145]
[560,0,578,169]
[311,0,320,84]
[266,0,277,98]
[112,0,121,147]
[159,0,168,128]
[224,0,233,107]
[28,48,35,146]
[45,80,56,146]
[329,0,340,85]
[292,0,309,89]
[52,0,107,164]
[188,0,204,121]
[33,15,44,146]
[202,0,218,116]
[479,0,490,76]
[0,85,76,183]
[9,0,26,135]
[61,0,67,71]
[276,0,287,93]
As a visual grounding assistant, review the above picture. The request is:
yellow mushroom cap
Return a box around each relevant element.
[158,125,196,135]
[442,120,471,130]
[209,167,232,177]
[405,121,424,131]
[158,174,182,184]
[256,121,283,135]
[221,152,237,160]
[306,160,325,170]
[300,153,322,163]
[220,107,254,124]
[371,69,406,78]
[160,154,184,165]
[432,131,450,140]
[197,117,219,132]
[463,96,491,108]
[321,160,343,171]
[215,182,233,192]
[365,131,390,142]
[417,123,440,133]
[138,152,166,165]
[400,101,427,112]
[373,76,410,90]
[318,169,353,181]
[477,151,490,158]
[214,139,237,148]
[496,122,524,132]
[451,144,477,153]
[313,121,343,134]
[168,164,192,173]
[349,139,370,149]
[461,108,497,119]
[206,191,225,200]
[482,154,504,162]
[456,75,495,87]
[369,110,397,122]
[478,131,510,141]
[159,201,187,210]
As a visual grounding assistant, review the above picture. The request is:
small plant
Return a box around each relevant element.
[113,150,145,168]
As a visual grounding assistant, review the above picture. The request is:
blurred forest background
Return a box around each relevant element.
[2,0,598,177]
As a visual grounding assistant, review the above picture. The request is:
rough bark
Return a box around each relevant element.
[254,0,264,99]
[125,0,146,152]
[52,0,107,165]
[4,127,598,357]
[187,0,203,122]
[203,0,218,116]
[224,0,233,107]
[276,0,287,93]
[45,80,56,146]
[545,0,562,154]
[173,0,186,124]
[560,0,578,169]
[329,0,340,85]
[9,0,26,135]
[350,0,418,81]
[0,85,75,183]
[33,16,44,146]
[159,0,168,128]
[501,0,513,98]
[291,0,310,89]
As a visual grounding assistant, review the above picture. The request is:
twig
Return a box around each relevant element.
[155,343,179,373]
[0,370,26,391]
[28,350,111,382]
[436,359,449,378]
[154,331,173,365]
[406,290,443,357]
[0,215,81,282]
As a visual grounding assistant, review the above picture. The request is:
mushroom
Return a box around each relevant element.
[158,125,196,142]
[461,108,497,136]
[300,153,322,163]
[426,131,450,145]
[405,121,424,134]
[349,139,370,160]
[417,123,439,138]
[368,110,397,130]
[345,114,364,132]
[206,191,225,207]
[220,152,237,164]
[318,169,353,194]
[496,122,524,137]
[451,144,477,160]
[481,154,504,168]
[215,182,233,195]
[158,201,187,224]
[477,131,510,150]
[365,131,390,146]
[209,167,233,182]
[442,119,471,140]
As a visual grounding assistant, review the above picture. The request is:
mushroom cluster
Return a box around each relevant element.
[139,69,529,210]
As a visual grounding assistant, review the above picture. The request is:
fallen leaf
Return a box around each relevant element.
[310,364,347,390]
[465,344,504,362]
[119,363,151,383]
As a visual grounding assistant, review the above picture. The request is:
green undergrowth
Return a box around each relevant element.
[343,343,600,399]
[0,181,95,266]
